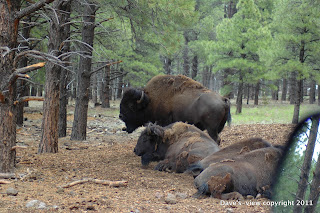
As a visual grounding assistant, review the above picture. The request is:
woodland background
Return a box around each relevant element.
[0,0,320,178]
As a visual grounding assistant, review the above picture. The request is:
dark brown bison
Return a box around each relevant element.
[193,146,283,200]
[134,122,220,173]
[187,138,272,177]
[119,75,230,144]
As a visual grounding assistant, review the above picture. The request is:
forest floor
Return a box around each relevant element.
[0,101,295,213]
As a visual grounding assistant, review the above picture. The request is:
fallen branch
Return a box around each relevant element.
[14,96,44,105]
[61,178,128,188]
[0,179,11,184]
[11,146,28,151]
[0,173,17,179]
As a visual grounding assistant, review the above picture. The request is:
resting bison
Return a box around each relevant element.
[119,75,230,144]
[134,122,220,173]
[187,138,272,177]
[193,146,283,200]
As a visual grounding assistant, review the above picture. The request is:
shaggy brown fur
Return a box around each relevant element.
[119,74,230,144]
[134,122,220,173]
[193,146,282,200]
[187,138,272,177]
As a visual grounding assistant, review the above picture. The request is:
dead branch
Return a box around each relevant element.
[15,62,46,74]
[0,180,11,184]
[11,146,28,151]
[0,173,17,179]
[96,17,114,26]
[14,96,44,105]
[90,60,123,76]
[60,178,128,188]
[15,0,55,20]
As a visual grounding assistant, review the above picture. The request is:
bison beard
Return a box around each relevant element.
[119,75,231,144]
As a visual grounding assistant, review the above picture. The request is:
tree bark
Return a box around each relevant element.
[236,75,244,114]
[16,15,32,126]
[182,31,189,77]
[39,0,71,153]
[254,81,260,105]
[309,79,316,104]
[293,116,319,213]
[92,72,98,105]
[101,65,111,108]
[292,78,302,124]
[71,2,97,140]
[305,141,320,213]
[117,68,124,99]
[0,0,54,172]
[289,72,297,104]
[58,0,71,138]
[281,78,287,101]
[163,57,172,75]
[191,55,198,79]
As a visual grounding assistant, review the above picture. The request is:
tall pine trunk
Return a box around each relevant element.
[16,16,32,126]
[191,55,198,79]
[0,1,20,172]
[39,0,71,153]
[309,79,316,104]
[305,141,320,213]
[117,68,124,99]
[58,0,71,138]
[101,65,111,108]
[254,81,260,105]
[0,0,54,172]
[182,31,189,76]
[236,75,244,114]
[293,116,319,213]
[163,57,172,75]
[71,2,96,140]
[281,78,287,101]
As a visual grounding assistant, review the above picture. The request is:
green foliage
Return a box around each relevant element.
[272,118,320,213]
[261,0,320,81]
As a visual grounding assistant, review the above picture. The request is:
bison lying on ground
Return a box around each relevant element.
[187,138,272,177]
[119,75,230,144]
[134,122,220,173]
[193,146,283,200]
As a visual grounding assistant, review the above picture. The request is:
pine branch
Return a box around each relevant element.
[15,0,55,20]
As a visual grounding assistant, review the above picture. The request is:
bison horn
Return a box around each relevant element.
[137,91,144,104]
[146,122,152,135]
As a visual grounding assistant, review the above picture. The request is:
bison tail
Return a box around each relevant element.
[185,162,204,178]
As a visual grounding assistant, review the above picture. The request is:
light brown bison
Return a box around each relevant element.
[187,138,272,177]
[134,122,220,173]
[193,146,283,200]
[119,75,230,144]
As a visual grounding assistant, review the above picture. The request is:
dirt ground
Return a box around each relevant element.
[0,102,294,213]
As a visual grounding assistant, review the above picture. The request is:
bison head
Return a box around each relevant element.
[119,88,150,133]
[134,123,167,166]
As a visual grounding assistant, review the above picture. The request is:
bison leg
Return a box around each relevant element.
[208,173,232,198]
[154,159,175,172]
[220,192,244,201]
[206,128,220,145]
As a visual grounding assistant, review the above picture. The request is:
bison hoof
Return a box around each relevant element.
[154,162,172,172]
[122,127,127,131]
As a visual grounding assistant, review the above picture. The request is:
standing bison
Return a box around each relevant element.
[193,146,283,200]
[134,122,220,173]
[119,75,230,144]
